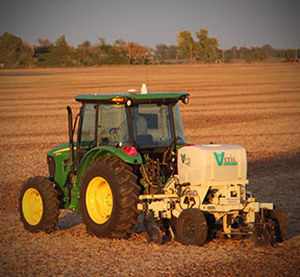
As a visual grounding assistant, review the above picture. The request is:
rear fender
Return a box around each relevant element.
[76,146,142,188]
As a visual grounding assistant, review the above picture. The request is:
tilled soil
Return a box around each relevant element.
[0,65,300,276]
[1,212,300,277]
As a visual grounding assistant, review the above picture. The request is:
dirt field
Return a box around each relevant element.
[0,64,299,276]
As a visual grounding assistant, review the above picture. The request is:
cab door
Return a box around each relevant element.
[77,103,98,164]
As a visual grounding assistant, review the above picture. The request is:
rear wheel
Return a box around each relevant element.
[80,156,140,238]
[176,208,208,246]
[19,176,60,233]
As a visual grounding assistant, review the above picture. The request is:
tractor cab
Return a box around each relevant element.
[75,89,189,164]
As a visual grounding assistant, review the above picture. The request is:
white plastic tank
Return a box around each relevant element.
[178,144,247,185]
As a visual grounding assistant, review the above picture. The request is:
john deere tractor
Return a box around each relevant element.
[19,85,287,246]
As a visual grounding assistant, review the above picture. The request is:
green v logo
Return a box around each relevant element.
[181,154,186,163]
[214,152,224,166]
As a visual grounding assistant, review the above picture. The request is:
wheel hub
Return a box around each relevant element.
[86,176,113,224]
[22,188,43,226]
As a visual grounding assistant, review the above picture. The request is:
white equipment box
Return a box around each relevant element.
[178,144,247,185]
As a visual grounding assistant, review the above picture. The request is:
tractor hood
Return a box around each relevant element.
[47,143,75,158]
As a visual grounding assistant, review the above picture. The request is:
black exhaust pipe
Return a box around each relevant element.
[67,106,75,174]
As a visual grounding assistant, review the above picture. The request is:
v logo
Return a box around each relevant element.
[181,154,186,163]
[214,152,224,166]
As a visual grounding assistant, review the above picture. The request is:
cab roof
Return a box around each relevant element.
[75,92,189,104]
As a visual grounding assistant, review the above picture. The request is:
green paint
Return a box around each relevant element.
[224,162,238,166]
[214,152,238,166]
[214,152,224,166]
[181,154,186,163]
[76,92,189,102]
[48,143,142,211]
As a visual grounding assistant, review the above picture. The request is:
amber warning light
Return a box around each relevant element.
[111,97,125,103]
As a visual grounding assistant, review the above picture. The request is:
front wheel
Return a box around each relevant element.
[19,176,60,233]
[80,156,140,238]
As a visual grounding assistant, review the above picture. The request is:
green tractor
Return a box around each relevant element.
[19,85,287,246]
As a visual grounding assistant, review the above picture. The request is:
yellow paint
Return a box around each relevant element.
[85,177,113,224]
[22,188,43,226]
[53,146,77,155]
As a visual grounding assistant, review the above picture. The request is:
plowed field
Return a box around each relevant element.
[0,64,300,276]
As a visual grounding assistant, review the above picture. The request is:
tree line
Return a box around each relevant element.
[0,31,298,68]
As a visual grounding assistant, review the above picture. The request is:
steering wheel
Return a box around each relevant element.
[109,127,120,140]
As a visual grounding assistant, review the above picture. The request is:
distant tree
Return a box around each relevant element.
[34,38,53,65]
[43,35,75,66]
[79,40,91,48]
[76,40,98,66]
[37,38,52,48]
[176,30,195,61]
[96,38,129,65]
[155,44,168,61]
[176,29,219,63]
[245,46,268,62]
[232,46,237,60]
[0,32,34,68]
[125,42,150,64]
[195,29,219,63]
[155,44,177,62]
[261,44,274,57]
[239,46,251,60]
[114,39,127,48]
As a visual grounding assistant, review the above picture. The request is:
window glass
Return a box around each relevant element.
[173,103,186,144]
[131,104,173,147]
[98,104,130,145]
[80,104,96,146]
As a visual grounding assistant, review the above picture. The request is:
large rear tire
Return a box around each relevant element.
[176,208,208,246]
[19,176,60,233]
[80,156,140,238]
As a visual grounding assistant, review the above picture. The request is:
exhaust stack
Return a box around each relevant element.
[67,106,75,174]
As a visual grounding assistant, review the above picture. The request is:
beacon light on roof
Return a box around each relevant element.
[111,97,125,103]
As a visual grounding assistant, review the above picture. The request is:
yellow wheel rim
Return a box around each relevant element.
[22,188,43,226]
[86,177,113,224]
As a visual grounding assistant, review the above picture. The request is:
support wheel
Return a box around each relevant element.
[80,156,140,238]
[176,208,208,246]
[270,205,287,242]
[19,176,60,233]
[146,223,163,245]
[252,206,287,247]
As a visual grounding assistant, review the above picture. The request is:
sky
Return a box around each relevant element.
[0,0,299,49]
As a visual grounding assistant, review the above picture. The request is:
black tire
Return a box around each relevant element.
[80,156,140,238]
[270,205,288,242]
[252,206,287,247]
[203,211,216,242]
[176,208,208,246]
[19,176,60,233]
[252,220,272,247]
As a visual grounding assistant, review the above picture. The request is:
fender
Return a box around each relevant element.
[76,146,142,188]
